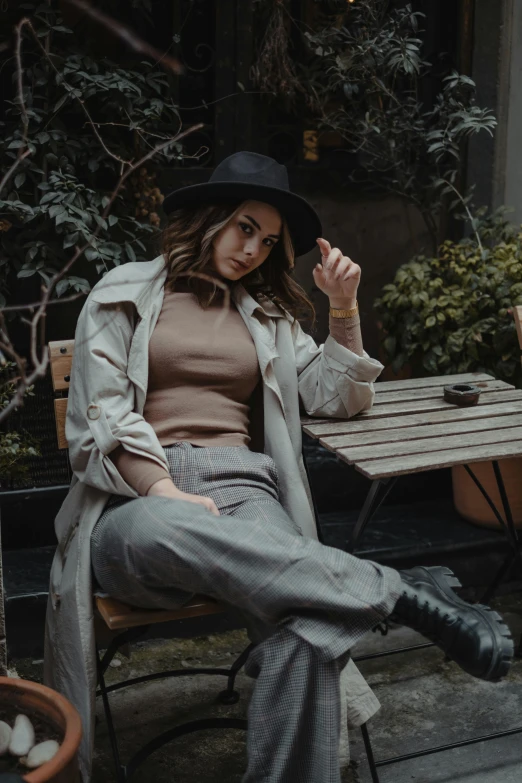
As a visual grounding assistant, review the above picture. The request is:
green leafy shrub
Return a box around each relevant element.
[374,209,522,385]
[0,362,40,482]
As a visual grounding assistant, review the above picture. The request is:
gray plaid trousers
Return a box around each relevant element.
[91,442,401,782]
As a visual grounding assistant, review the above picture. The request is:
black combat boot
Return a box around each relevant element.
[390,566,514,681]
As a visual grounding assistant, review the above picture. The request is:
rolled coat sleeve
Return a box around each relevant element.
[65,298,169,495]
[290,317,384,418]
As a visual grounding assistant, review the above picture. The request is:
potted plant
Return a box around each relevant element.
[374,208,522,527]
[0,678,82,782]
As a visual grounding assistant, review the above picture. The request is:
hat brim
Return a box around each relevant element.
[162,181,322,257]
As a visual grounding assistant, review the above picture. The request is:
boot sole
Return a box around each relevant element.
[418,566,514,681]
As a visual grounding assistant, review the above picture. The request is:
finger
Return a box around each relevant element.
[333,256,353,279]
[341,264,361,281]
[316,237,331,257]
[325,248,342,271]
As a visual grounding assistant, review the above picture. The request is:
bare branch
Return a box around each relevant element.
[63,0,183,75]
[0,148,31,196]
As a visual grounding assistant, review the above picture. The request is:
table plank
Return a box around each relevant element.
[338,425,522,463]
[374,372,493,393]
[373,378,512,405]
[319,413,522,452]
[302,401,522,437]
[351,440,522,479]
[357,389,522,420]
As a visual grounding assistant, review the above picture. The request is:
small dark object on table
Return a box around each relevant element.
[443,383,482,407]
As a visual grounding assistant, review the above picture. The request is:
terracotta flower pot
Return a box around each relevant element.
[0,678,81,783]
[452,458,522,529]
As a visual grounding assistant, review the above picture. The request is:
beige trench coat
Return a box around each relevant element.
[44,256,385,781]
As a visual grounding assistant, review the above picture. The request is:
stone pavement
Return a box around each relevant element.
[12,592,522,782]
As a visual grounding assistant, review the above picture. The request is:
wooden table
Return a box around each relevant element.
[302,371,522,781]
[301,372,522,572]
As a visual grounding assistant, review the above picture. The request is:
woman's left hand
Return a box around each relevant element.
[313,238,361,307]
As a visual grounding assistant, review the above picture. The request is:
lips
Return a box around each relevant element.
[232,259,251,269]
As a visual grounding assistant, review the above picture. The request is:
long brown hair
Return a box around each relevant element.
[160,201,316,327]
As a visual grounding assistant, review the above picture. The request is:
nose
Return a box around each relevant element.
[244,236,261,258]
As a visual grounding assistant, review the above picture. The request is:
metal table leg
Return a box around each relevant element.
[464,463,522,607]
[347,477,398,554]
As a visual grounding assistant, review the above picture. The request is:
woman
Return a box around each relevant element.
[44,152,513,783]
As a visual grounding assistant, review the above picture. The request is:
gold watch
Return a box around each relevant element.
[329,301,359,318]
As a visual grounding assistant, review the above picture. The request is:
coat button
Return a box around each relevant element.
[87,404,101,420]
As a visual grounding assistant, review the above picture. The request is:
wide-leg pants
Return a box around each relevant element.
[91,442,402,782]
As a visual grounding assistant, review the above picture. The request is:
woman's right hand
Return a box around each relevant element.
[146,477,220,516]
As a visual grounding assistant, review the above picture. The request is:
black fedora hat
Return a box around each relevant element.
[162,151,322,257]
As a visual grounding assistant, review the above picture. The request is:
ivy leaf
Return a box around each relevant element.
[63,231,79,248]
[125,243,136,262]
[53,94,69,112]
[55,279,70,297]
[40,192,59,205]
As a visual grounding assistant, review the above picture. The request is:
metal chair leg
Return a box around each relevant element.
[218,642,255,704]
[360,723,380,783]
[96,646,126,783]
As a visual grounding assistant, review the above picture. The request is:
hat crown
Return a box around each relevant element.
[209,151,290,191]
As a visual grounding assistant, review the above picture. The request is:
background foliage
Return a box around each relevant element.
[253,0,496,251]
[375,209,522,385]
[0,362,40,482]
[0,0,181,310]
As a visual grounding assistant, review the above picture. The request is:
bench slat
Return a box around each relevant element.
[48,340,74,392]
[95,595,225,631]
[54,398,68,450]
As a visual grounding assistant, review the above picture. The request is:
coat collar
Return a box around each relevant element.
[90,255,286,320]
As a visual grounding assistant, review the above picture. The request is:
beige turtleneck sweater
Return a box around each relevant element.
[111,288,261,495]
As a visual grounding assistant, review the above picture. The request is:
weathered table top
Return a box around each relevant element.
[300,372,522,480]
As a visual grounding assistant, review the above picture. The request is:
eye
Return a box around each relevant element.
[239,222,252,234]
[263,238,275,247]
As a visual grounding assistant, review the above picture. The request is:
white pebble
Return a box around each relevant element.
[0,721,11,755]
[109,658,122,668]
[22,739,60,769]
[9,714,35,756]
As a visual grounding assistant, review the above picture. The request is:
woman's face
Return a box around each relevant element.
[211,200,282,280]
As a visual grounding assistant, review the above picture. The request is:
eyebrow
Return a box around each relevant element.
[243,214,281,240]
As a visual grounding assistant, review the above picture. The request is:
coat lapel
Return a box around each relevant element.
[232,285,286,418]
